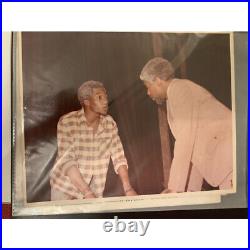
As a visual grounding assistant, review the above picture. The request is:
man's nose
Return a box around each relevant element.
[103,98,108,105]
[147,89,151,96]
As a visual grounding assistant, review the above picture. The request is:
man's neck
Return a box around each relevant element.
[84,108,100,127]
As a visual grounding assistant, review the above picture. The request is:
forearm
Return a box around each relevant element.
[117,165,133,191]
[65,166,92,195]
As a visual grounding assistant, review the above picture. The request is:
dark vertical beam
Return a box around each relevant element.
[176,38,188,77]
[152,34,172,189]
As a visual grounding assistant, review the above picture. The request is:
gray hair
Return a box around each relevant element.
[77,80,104,104]
[140,57,175,82]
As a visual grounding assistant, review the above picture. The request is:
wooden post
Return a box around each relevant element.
[152,34,172,189]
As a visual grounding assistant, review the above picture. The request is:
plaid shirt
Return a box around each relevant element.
[50,108,128,199]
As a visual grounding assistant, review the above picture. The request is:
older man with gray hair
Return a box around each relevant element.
[50,80,137,200]
[140,57,233,193]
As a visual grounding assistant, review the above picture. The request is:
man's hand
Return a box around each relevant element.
[124,187,138,196]
[161,188,176,194]
[66,166,96,198]
[84,190,96,199]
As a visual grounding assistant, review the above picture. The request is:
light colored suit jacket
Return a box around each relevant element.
[166,79,233,191]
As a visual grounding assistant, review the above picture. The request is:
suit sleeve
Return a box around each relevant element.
[167,82,199,192]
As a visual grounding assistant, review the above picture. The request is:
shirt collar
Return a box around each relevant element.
[78,108,106,133]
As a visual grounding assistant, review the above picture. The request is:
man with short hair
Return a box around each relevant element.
[140,57,233,193]
[50,80,137,200]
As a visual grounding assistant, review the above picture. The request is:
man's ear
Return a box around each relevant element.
[83,99,90,106]
[155,77,162,86]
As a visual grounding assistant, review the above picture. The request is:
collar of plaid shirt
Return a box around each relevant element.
[78,108,106,135]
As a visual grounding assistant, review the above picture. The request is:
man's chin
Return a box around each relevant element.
[154,99,165,105]
[100,110,108,115]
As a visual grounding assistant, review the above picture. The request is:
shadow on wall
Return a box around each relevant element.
[25,89,80,202]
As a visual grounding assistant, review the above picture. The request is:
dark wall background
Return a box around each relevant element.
[184,34,231,108]
[22,32,231,202]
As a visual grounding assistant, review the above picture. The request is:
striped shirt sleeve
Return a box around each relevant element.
[56,117,78,174]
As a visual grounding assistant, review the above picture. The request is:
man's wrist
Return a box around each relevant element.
[123,182,134,193]
[122,182,132,190]
[124,186,134,193]
[84,190,93,196]
[81,187,92,196]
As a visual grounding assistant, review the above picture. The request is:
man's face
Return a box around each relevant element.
[88,87,108,115]
[144,79,165,105]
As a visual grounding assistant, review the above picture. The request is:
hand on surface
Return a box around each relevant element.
[161,188,176,194]
[124,187,138,196]
[84,190,96,199]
